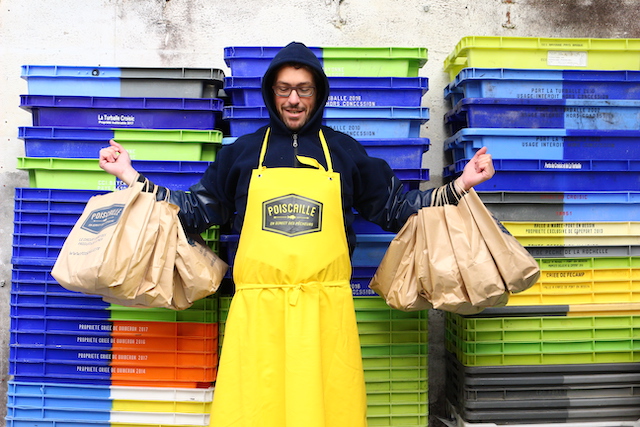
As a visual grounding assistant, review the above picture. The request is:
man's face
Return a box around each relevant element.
[273,66,317,132]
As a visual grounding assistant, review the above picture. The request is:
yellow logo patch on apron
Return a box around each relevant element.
[262,193,323,236]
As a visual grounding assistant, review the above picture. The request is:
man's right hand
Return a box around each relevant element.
[99,139,139,186]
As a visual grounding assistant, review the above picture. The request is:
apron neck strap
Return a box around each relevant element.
[259,128,333,173]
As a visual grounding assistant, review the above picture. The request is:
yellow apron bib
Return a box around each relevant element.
[210,129,367,427]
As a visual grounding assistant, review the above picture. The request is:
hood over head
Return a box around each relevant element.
[261,41,329,135]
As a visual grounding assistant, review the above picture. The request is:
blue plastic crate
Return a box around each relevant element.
[352,234,394,268]
[6,419,110,427]
[12,235,64,260]
[10,331,113,349]
[479,191,640,222]
[20,95,224,129]
[360,138,430,170]
[11,316,113,335]
[445,98,640,133]
[7,394,112,414]
[21,65,224,98]
[445,68,640,106]
[6,404,111,422]
[15,187,106,203]
[224,76,429,107]
[9,345,112,366]
[11,264,80,295]
[11,291,107,308]
[223,106,429,138]
[445,159,640,192]
[8,380,112,400]
[224,46,323,77]
[351,278,377,297]
[10,304,110,321]
[9,359,113,383]
[352,213,392,234]
[13,187,99,230]
[13,221,75,236]
[445,128,640,162]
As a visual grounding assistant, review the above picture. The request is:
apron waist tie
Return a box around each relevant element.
[236,281,351,306]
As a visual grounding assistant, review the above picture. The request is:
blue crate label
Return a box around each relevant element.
[543,161,583,169]
[97,113,135,126]
[326,95,376,107]
[350,281,377,297]
[81,204,125,234]
[262,194,322,237]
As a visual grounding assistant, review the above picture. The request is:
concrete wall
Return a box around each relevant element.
[1,1,639,425]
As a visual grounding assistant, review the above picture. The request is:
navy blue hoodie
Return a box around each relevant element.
[162,42,448,254]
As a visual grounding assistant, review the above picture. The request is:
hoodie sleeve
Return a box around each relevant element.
[348,139,462,233]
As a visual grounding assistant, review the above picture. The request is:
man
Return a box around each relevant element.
[99,41,494,427]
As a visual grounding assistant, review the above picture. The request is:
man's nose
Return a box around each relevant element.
[287,89,301,102]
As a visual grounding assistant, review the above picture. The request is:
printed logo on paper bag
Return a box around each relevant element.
[81,204,125,234]
[262,194,322,237]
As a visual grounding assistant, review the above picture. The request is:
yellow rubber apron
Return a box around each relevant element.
[210,129,367,427]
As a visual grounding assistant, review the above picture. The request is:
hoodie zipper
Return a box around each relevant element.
[292,133,299,164]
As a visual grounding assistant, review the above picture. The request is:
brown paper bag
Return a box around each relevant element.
[462,189,540,293]
[103,197,186,309]
[52,179,156,300]
[417,206,483,314]
[175,226,228,304]
[443,202,509,308]
[369,215,432,312]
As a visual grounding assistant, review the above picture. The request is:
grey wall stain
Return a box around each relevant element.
[527,0,640,37]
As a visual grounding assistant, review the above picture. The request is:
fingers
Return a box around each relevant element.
[99,140,124,163]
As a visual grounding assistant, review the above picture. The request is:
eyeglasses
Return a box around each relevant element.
[272,85,316,98]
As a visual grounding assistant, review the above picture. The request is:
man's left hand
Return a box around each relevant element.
[455,146,495,192]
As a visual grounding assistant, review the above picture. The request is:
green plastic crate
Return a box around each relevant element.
[112,128,222,161]
[447,312,640,342]
[364,366,428,382]
[359,331,428,346]
[200,226,220,254]
[365,379,428,393]
[109,295,218,323]
[366,390,428,405]
[366,413,428,426]
[446,330,640,366]
[17,157,116,190]
[362,356,427,370]
[366,402,428,416]
[322,47,428,77]
[357,319,429,334]
[361,343,428,358]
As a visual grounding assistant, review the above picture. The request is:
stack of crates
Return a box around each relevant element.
[219,45,431,426]
[8,66,225,427]
[441,37,640,426]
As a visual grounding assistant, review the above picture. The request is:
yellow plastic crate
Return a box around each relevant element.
[112,399,211,413]
[504,221,640,246]
[507,279,640,306]
[444,36,640,80]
